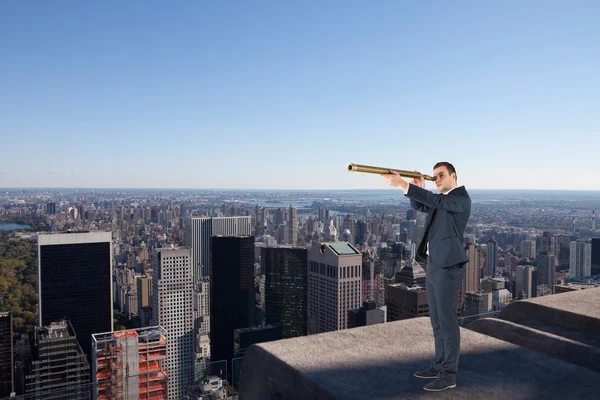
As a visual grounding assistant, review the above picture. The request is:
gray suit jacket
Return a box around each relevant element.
[405,184,471,268]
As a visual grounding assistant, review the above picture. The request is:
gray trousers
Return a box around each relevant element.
[425,259,465,378]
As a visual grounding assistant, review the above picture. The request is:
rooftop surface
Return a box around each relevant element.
[239,288,600,399]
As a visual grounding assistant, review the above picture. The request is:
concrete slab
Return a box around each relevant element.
[499,287,600,333]
[239,318,600,399]
[467,317,600,372]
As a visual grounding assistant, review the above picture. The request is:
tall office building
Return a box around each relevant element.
[537,251,556,293]
[0,312,13,398]
[555,234,572,264]
[484,237,498,278]
[521,240,536,259]
[414,212,427,250]
[289,204,298,245]
[254,204,261,224]
[262,247,308,338]
[136,275,152,327]
[569,240,592,278]
[92,327,168,400]
[25,320,90,400]
[592,238,600,275]
[275,208,285,226]
[151,247,194,399]
[465,240,480,293]
[45,202,56,215]
[38,231,113,358]
[194,277,211,379]
[185,216,252,281]
[343,215,358,245]
[210,236,256,371]
[516,265,535,299]
[307,242,362,334]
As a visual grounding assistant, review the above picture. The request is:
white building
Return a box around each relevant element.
[185,216,252,281]
[516,265,535,299]
[492,288,512,311]
[570,240,592,278]
[151,247,194,399]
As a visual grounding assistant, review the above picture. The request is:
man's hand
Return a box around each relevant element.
[410,170,424,188]
[381,170,408,192]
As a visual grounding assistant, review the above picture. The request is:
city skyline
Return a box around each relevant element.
[1,1,599,190]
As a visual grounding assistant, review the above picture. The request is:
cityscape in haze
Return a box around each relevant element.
[1,1,599,399]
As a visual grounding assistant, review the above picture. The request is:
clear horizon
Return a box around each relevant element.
[1,2,598,190]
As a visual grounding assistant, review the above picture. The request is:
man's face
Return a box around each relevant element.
[433,166,456,194]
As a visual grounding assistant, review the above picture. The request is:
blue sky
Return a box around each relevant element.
[1,1,598,190]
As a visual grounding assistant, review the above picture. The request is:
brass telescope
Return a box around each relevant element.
[347,163,436,181]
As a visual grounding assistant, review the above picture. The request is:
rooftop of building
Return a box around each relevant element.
[239,287,600,399]
[322,242,360,256]
[235,324,281,334]
[91,326,167,343]
[556,282,600,290]
[38,320,73,339]
[387,282,426,293]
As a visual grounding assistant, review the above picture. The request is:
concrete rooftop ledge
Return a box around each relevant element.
[238,316,599,399]
[497,286,600,332]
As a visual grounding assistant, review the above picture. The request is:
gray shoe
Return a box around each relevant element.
[413,367,439,379]
[423,376,456,391]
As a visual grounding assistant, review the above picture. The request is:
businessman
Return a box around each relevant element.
[382,162,471,392]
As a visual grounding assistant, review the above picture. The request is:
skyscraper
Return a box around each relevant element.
[521,240,536,259]
[537,251,556,293]
[289,204,298,245]
[592,238,600,275]
[414,212,427,250]
[0,312,13,398]
[185,216,252,281]
[342,215,358,245]
[569,240,592,278]
[308,242,362,334]
[45,201,56,215]
[38,231,113,358]
[262,247,308,338]
[516,265,535,299]
[484,237,498,278]
[465,239,480,292]
[210,236,256,371]
[25,320,91,400]
[151,247,194,399]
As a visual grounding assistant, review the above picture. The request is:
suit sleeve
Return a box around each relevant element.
[405,184,469,213]
[403,184,431,213]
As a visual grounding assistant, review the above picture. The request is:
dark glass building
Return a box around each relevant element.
[0,312,13,398]
[210,236,256,370]
[261,247,308,338]
[38,232,113,358]
[592,238,600,275]
[25,320,90,400]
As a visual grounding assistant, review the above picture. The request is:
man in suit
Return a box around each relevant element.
[382,161,471,392]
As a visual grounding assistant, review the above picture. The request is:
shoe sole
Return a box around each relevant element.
[413,373,439,379]
[423,384,456,392]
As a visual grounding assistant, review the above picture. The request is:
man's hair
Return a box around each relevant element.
[433,161,457,180]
